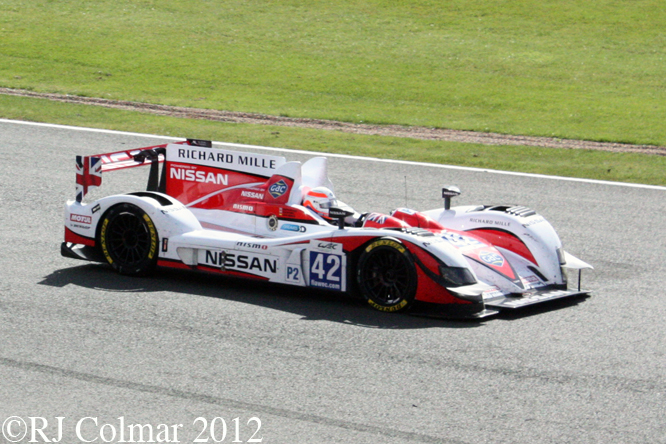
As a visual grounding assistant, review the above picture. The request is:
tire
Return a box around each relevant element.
[98,203,159,276]
[356,238,417,312]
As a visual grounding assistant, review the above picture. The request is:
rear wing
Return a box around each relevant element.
[74,138,289,206]
[75,139,210,202]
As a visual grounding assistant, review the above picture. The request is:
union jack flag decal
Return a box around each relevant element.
[76,155,102,202]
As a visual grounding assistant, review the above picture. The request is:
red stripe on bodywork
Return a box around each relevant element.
[412,265,468,304]
[403,241,472,305]
[157,259,270,280]
[64,227,95,247]
[465,228,537,265]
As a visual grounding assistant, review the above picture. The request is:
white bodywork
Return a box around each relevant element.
[63,141,592,315]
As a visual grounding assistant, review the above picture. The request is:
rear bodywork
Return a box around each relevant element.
[63,139,592,318]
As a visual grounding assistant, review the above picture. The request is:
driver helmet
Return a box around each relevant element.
[303,187,338,219]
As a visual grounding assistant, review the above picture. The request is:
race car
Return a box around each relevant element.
[62,139,592,318]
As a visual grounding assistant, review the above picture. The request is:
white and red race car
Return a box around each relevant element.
[62,139,592,318]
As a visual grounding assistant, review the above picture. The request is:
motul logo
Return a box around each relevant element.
[70,214,92,224]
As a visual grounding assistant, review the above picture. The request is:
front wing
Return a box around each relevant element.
[483,286,590,309]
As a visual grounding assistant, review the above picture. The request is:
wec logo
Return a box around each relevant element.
[70,214,92,224]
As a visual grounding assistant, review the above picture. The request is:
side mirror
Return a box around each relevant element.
[442,185,461,210]
[329,207,354,229]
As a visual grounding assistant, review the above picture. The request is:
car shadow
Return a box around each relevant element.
[40,264,485,330]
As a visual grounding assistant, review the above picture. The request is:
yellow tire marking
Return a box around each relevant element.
[365,239,405,254]
[100,218,113,264]
[143,213,158,260]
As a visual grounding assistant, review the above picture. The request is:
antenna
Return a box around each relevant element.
[404,176,408,207]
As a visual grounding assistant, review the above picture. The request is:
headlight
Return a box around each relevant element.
[438,266,477,287]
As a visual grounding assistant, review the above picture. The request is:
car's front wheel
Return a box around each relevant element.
[98,203,159,276]
[356,238,417,312]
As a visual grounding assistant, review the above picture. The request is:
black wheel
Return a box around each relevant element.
[356,238,417,312]
[98,203,159,276]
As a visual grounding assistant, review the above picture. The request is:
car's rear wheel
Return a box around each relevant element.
[356,238,417,312]
[98,203,159,276]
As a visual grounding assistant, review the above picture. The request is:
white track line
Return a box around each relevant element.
[3,118,665,191]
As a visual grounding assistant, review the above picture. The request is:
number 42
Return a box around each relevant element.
[311,253,341,282]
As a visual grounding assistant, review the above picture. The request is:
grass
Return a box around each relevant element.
[1,0,666,145]
[3,93,666,186]
[1,0,665,186]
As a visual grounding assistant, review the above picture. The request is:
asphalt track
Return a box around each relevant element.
[1,119,665,443]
